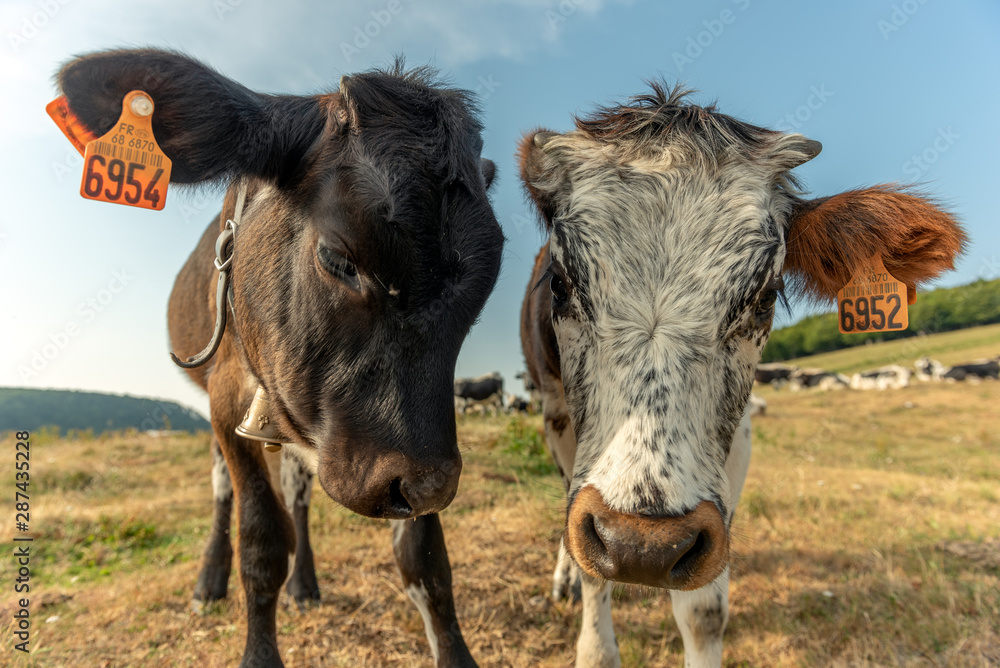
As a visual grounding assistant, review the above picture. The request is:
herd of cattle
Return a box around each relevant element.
[456,355,999,416]
[755,355,1000,392]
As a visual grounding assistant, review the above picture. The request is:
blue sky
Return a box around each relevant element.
[1,0,998,418]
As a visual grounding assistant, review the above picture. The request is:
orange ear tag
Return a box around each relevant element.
[74,91,172,210]
[836,255,909,334]
[46,95,98,155]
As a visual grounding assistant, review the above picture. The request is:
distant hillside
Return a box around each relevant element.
[772,322,1000,376]
[0,388,209,435]
[762,278,1000,362]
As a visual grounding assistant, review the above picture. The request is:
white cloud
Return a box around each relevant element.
[1,0,629,146]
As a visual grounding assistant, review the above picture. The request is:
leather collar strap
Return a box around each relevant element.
[170,180,248,369]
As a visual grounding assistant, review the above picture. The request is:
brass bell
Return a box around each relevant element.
[235,385,289,453]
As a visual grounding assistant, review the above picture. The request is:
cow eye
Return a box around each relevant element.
[317,244,360,290]
[757,290,778,313]
[754,276,784,323]
[550,273,568,304]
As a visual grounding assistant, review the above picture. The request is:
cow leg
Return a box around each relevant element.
[670,570,730,668]
[552,536,582,602]
[671,408,753,668]
[220,429,295,668]
[280,448,320,609]
[575,573,619,668]
[193,436,234,610]
[391,515,477,668]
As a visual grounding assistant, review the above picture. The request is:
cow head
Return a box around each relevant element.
[59,49,503,519]
[518,83,965,589]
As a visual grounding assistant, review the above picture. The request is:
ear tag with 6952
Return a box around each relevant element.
[836,254,909,334]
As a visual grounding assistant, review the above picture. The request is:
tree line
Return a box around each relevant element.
[0,387,209,436]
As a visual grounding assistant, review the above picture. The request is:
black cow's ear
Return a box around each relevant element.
[57,48,327,185]
[480,158,497,190]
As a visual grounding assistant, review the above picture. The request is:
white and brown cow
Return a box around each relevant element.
[519,83,965,667]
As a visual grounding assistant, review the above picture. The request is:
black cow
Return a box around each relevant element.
[56,48,503,668]
[454,372,503,401]
[943,358,999,380]
[754,363,798,384]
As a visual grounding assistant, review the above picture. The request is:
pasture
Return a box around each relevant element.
[2,349,999,666]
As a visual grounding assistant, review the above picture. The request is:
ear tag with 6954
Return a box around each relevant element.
[47,90,172,210]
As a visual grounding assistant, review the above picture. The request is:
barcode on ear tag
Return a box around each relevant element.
[76,90,172,210]
[836,255,908,334]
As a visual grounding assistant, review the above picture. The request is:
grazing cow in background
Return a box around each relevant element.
[454,371,504,401]
[516,369,543,410]
[457,393,503,417]
[56,49,503,668]
[850,365,911,390]
[747,394,768,417]
[914,356,946,381]
[815,374,851,391]
[788,367,849,391]
[504,393,533,413]
[943,358,1000,381]
[519,83,965,667]
[754,362,798,385]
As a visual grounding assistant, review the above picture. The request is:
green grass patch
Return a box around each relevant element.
[497,417,558,477]
[30,514,192,584]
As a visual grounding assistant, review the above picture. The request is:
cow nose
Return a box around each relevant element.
[317,451,462,520]
[566,485,728,590]
[397,466,452,515]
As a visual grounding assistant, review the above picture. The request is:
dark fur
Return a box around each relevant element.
[58,48,501,668]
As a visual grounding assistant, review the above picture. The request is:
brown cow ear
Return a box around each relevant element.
[517,129,568,230]
[783,185,967,302]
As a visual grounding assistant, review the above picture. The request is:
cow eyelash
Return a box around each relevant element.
[317,244,361,290]
[535,266,569,304]
[532,269,552,294]
[755,276,787,318]
[757,290,779,311]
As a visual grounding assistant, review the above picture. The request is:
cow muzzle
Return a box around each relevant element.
[566,485,728,590]
[317,448,462,520]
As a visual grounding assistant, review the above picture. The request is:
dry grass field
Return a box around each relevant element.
[2,336,999,666]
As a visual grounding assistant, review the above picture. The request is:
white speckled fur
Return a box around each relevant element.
[523,96,812,666]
